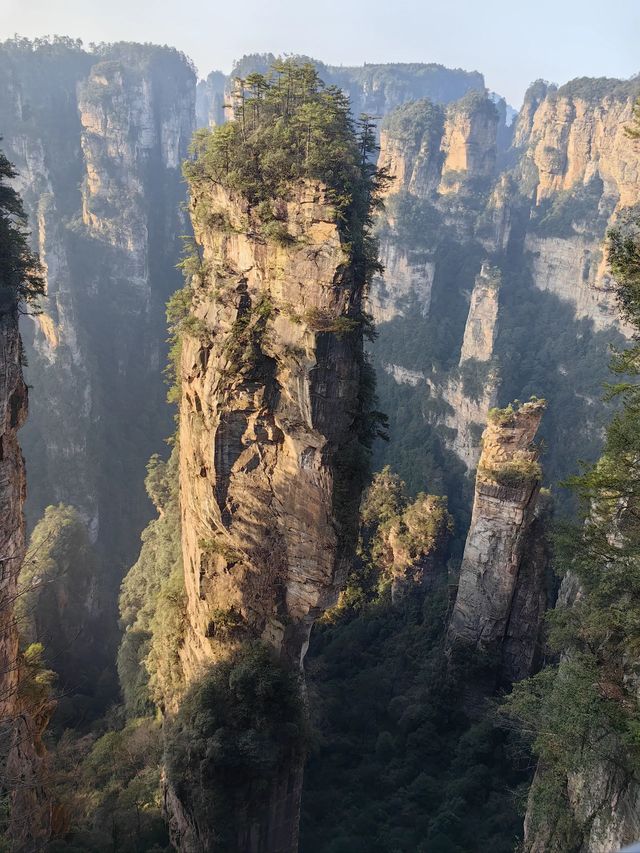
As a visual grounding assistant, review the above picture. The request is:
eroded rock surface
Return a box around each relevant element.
[448,400,546,666]
[169,178,369,851]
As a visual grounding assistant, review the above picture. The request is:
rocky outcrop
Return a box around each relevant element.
[370,241,435,323]
[0,303,28,750]
[448,400,547,672]
[178,179,365,674]
[0,298,52,849]
[501,492,551,682]
[439,93,499,194]
[429,374,498,471]
[377,93,499,202]
[513,79,639,329]
[514,79,639,206]
[522,566,640,852]
[370,74,639,509]
[524,734,640,853]
[524,233,628,333]
[196,70,226,127]
[170,176,370,849]
[382,494,453,603]
[459,262,500,363]
[421,263,501,470]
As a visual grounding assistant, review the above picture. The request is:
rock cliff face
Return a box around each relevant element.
[458,262,500,363]
[522,569,640,853]
[0,39,195,588]
[524,697,640,853]
[169,177,369,849]
[512,78,638,332]
[0,304,27,759]
[448,400,547,676]
[514,79,639,206]
[371,76,638,511]
[0,299,51,849]
[439,94,499,193]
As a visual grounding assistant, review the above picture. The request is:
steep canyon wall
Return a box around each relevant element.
[371,78,639,519]
[0,39,195,592]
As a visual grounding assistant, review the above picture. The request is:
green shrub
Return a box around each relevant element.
[487,404,516,426]
[262,219,295,245]
[459,358,497,402]
[479,455,542,488]
[303,307,359,336]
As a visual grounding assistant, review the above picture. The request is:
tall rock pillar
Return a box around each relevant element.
[448,399,547,673]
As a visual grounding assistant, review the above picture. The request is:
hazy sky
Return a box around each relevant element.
[3,0,639,106]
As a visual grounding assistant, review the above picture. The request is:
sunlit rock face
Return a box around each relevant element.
[369,77,638,507]
[168,178,368,851]
[448,400,546,664]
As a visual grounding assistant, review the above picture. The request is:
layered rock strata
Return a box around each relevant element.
[170,178,369,850]
[0,298,51,850]
[448,399,546,669]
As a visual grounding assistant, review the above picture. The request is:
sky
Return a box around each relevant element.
[3,0,639,106]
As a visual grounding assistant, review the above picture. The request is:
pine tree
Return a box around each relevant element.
[0,146,44,312]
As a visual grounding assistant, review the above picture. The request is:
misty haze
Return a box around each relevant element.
[0,3,639,852]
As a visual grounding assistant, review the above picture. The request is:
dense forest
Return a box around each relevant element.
[0,35,639,853]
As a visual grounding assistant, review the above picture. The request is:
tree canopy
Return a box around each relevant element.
[184,60,389,274]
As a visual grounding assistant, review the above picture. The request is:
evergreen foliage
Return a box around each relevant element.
[382,99,444,150]
[184,60,389,278]
[47,717,170,852]
[302,548,528,852]
[0,146,43,311]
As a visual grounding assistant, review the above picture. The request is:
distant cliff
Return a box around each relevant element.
[196,54,485,129]
[371,77,638,520]
[0,38,195,587]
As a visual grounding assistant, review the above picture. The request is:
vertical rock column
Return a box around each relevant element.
[448,399,547,670]
[172,179,369,851]
[0,296,50,850]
